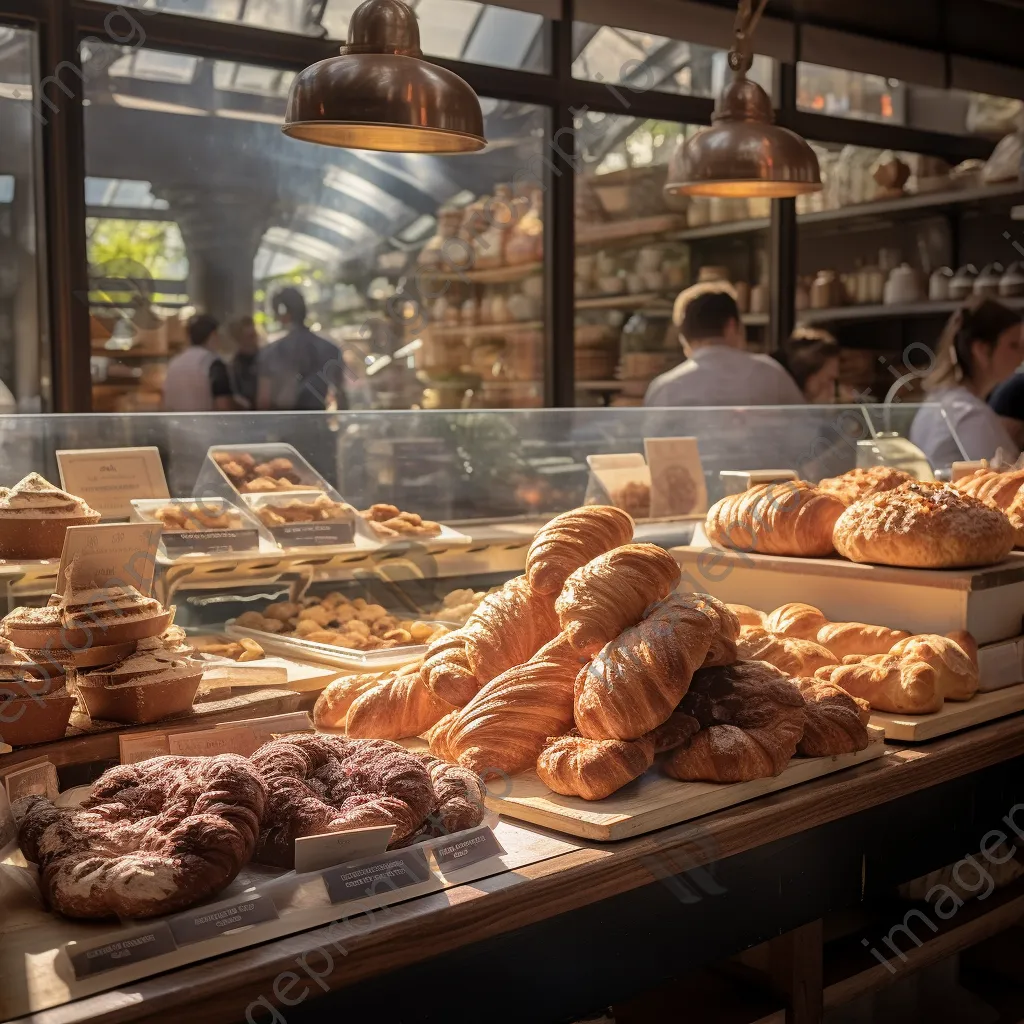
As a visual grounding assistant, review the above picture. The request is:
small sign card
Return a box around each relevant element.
[168,726,260,758]
[2,758,59,803]
[585,453,652,519]
[294,825,395,875]
[168,894,279,947]
[161,528,260,558]
[119,731,171,765]
[322,846,432,905]
[215,712,313,745]
[57,523,162,597]
[67,923,178,980]
[430,826,506,874]
[645,437,708,518]
[269,521,356,549]
[719,469,798,497]
[57,447,169,520]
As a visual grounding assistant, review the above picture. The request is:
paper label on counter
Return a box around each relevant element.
[57,522,162,597]
[430,826,506,874]
[214,712,313,743]
[322,846,432,905]
[168,726,259,758]
[269,521,355,548]
[57,447,169,519]
[168,895,279,946]
[645,437,708,518]
[2,759,59,803]
[68,923,177,979]
[161,528,260,558]
[295,825,395,875]
[119,731,171,764]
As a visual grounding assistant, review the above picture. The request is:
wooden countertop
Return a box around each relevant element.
[16,712,1024,1024]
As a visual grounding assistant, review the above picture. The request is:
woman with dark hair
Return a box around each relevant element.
[909,297,1024,467]
[778,327,841,404]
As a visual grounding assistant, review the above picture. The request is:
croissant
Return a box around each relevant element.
[463,575,560,684]
[889,634,978,702]
[537,733,655,801]
[816,621,910,659]
[793,678,870,757]
[955,469,1024,546]
[575,593,729,740]
[425,709,461,762]
[420,632,480,708]
[764,603,829,640]
[312,671,384,730]
[556,543,681,655]
[727,603,767,629]
[704,481,845,557]
[526,506,635,595]
[665,662,807,782]
[439,635,583,777]
[736,627,838,677]
[345,667,456,740]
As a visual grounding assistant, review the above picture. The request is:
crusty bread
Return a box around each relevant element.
[705,481,846,558]
[817,466,914,507]
[832,482,1015,569]
[816,621,911,659]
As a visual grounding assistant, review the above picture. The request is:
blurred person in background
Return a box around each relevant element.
[910,297,1024,467]
[228,315,262,411]
[776,327,842,404]
[644,282,804,407]
[257,288,348,412]
[163,314,235,413]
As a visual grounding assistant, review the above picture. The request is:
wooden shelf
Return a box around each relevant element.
[416,261,541,285]
[575,380,628,391]
[430,320,544,340]
[671,216,772,241]
[799,296,1024,325]
[576,291,665,311]
[577,214,686,250]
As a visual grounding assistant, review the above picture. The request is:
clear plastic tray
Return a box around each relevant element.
[131,497,262,558]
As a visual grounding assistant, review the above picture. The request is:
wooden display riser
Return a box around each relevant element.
[870,684,1024,742]
[672,544,1024,645]
[0,820,579,1021]
[0,688,308,771]
[488,728,887,841]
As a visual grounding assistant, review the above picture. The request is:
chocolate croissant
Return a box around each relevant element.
[793,678,870,757]
[705,481,845,557]
[537,733,655,801]
[439,635,584,778]
[526,505,635,595]
[574,593,730,741]
[556,543,681,655]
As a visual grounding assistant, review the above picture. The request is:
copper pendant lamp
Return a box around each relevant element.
[664,0,821,198]
[283,0,486,153]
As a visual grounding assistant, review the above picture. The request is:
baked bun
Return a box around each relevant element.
[764,603,829,640]
[16,754,265,919]
[832,482,1015,569]
[705,481,845,558]
[537,733,655,801]
[817,466,914,506]
[727,603,767,628]
[736,627,838,677]
[816,621,910,659]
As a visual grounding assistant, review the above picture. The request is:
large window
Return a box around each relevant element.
[0,27,44,413]
[83,43,551,412]
[94,0,550,71]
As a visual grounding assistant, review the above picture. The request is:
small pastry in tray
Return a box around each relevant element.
[255,495,354,527]
[152,501,244,532]
[191,635,265,662]
[359,504,443,540]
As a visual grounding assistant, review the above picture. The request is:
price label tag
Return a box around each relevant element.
[67,923,177,979]
[645,437,708,518]
[322,846,432,905]
[168,895,279,947]
[57,447,169,520]
[430,826,506,874]
[214,712,313,745]
[269,521,355,548]
[57,523,162,597]
[161,529,260,558]
[2,758,59,803]
[119,731,171,765]
[168,726,260,758]
[294,825,394,875]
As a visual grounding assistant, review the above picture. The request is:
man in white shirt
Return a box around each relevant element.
[644,283,805,407]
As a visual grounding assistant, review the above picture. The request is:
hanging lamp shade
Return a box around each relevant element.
[283,0,486,153]
[663,0,821,199]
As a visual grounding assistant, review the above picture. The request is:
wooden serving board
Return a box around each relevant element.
[0,821,579,1021]
[488,728,887,842]
[673,545,1024,645]
[870,684,1024,742]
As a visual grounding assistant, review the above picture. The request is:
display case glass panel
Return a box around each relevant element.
[82,43,551,413]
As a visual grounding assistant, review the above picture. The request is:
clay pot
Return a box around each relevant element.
[0,513,102,562]
[0,693,75,746]
[76,672,202,726]
[4,610,172,653]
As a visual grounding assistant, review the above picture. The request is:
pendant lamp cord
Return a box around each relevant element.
[731,0,770,72]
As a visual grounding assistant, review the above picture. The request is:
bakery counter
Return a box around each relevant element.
[21,713,1024,1024]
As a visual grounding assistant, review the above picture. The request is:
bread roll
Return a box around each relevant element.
[764,603,828,640]
[736,627,838,677]
[816,622,910,659]
[832,482,1015,569]
[727,603,767,628]
[705,481,845,558]
[817,466,914,506]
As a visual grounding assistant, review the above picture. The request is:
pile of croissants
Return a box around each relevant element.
[705,466,1020,570]
[731,602,979,716]
[314,506,875,802]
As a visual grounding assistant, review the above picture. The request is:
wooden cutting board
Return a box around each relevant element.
[487,728,887,842]
[869,685,1024,742]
